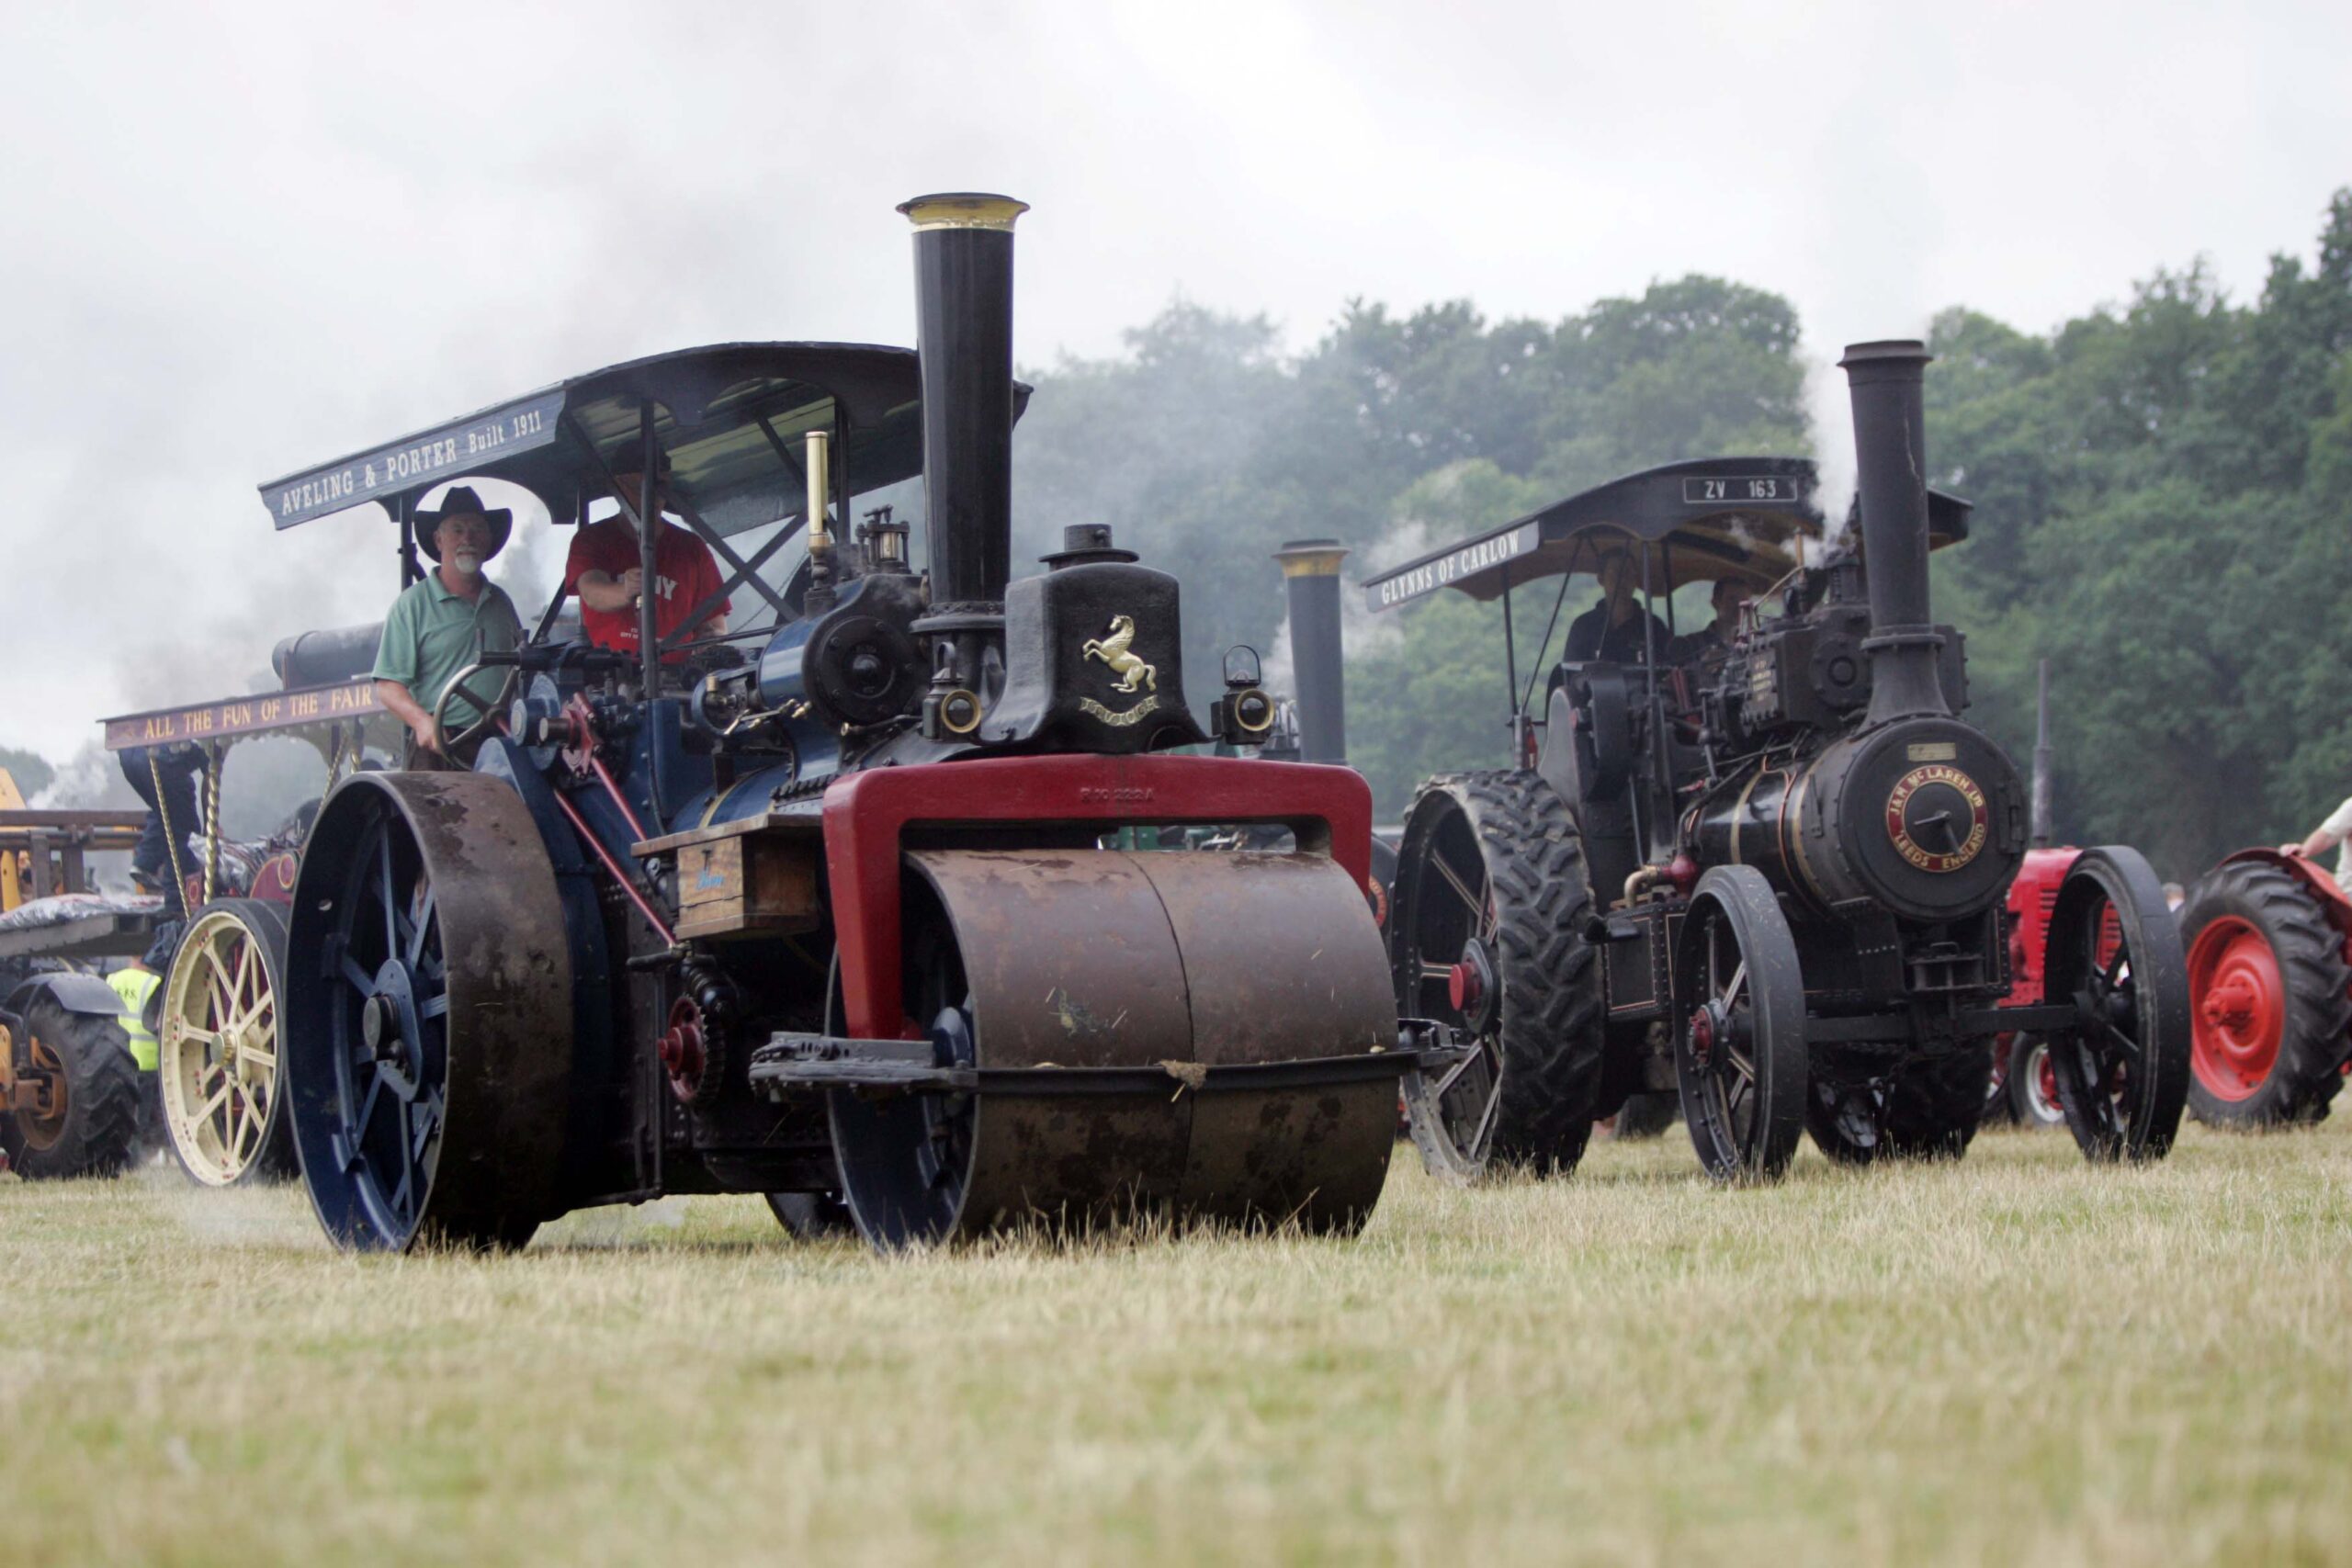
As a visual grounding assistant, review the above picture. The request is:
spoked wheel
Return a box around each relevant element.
[828,848,1397,1247]
[1673,866,1806,1183]
[2042,847,2190,1162]
[1390,772,1602,1180]
[284,773,573,1250]
[158,899,298,1186]
[2179,859,2351,1127]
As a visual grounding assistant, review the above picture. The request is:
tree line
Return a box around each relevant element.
[1012,191,2352,878]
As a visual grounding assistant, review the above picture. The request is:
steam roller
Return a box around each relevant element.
[820,848,1396,1240]
[267,189,1427,1253]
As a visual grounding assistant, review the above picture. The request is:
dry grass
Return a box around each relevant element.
[4,1121,2349,1566]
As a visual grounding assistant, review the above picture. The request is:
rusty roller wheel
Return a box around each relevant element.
[827,849,1397,1247]
[284,773,573,1251]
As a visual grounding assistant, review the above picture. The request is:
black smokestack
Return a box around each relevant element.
[1839,339,1950,724]
[2031,659,2053,847]
[1274,539,1349,764]
[899,193,1026,610]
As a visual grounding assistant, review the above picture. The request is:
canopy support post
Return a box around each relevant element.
[1500,562,1519,764]
[636,405,661,703]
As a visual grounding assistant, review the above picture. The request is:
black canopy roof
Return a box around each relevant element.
[1363,456,1973,613]
[259,342,1032,540]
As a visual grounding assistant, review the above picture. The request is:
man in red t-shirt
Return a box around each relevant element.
[567,451,729,661]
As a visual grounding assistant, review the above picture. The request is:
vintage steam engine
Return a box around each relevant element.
[273,194,1408,1251]
[1374,343,2188,1181]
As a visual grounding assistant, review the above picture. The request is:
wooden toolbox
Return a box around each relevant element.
[638,817,822,941]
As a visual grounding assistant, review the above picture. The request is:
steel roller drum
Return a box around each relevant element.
[830,847,1397,1242]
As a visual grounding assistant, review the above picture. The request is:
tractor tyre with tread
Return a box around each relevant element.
[2180,861,2350,1128]
[1,996,143,1179]
[1394,770,1605,1178]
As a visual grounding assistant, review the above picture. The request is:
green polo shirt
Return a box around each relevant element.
[371,571,524,727]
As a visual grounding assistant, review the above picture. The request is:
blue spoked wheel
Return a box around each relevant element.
[284,771,573,1251]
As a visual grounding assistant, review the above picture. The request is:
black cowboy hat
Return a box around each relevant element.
[413,484,513,562]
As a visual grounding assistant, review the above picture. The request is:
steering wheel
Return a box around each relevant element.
[430,659,522,761]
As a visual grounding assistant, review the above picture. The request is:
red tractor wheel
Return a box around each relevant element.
[2179,861,2351,1127]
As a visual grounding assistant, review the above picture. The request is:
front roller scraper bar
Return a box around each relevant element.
[752,1028,1464,1097]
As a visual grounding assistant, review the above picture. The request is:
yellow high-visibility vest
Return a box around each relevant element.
[107,966,161,1074]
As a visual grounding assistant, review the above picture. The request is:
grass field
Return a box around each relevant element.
[5,1121,2349,1566]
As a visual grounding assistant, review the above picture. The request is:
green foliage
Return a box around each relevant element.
[1014,277,1814,812]
[1928,189,2352,874]
[1012,192,2352,862]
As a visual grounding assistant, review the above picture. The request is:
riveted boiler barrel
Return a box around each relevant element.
[826,848,1397,1243]
[1690,714,2026,924]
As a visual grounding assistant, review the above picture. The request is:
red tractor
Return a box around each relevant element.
[2177,850,2352,1126]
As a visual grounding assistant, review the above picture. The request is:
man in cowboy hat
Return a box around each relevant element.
[568,446,729,663]
[371,484,524,765]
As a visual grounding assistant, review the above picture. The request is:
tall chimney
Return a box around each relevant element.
[899,193,1026,614]
[2030,659,2053,848]
[1839,339,1951,725]
[1274,539,1350,763]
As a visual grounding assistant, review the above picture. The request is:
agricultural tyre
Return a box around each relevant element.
[1390,771,1603,1179]
[158,899,300,1186]
[1674,866,1807,1182]
[2006,1036,2067,1128]
[2180,860,2350,1128]
[1,994,143,1179]
[284,772,573,1251]
[2043,847,2190,1162]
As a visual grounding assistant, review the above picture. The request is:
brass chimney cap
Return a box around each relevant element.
[899,193,1029,232]
[1274,538,1350,579]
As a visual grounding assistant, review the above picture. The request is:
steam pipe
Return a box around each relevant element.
[1838,339,1950,724]
[900,193,1026,612]
[1274,540,1350,764]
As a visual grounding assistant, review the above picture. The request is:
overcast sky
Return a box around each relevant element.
[3,0,2347,762]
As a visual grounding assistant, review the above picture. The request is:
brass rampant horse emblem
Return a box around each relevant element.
[1081,615,1156,694]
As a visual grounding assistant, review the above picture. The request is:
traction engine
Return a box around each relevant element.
[1374,343,2190,1181]
[276,194,1413,1252]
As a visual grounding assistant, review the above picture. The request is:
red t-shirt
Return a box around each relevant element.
[565,516,729,661]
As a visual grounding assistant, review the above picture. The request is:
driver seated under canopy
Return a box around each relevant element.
[371,486,523,767]
[1563,549,1671,666]
[567,449,729,664]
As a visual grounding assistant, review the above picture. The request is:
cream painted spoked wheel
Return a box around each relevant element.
[159,899,298,1185]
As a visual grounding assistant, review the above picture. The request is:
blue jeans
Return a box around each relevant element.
[119,743,208,915]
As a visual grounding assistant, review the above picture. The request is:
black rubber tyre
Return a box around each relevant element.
[2179,860,2350,1129]
[764,1190,854,1239]
[2006,1036,2067,1129]
[2045,847,2191,1163]
[1392,771,1604,1178]
[1804,1042,1992,1164]
[1,996,143,1179]
[1609,1091,1679,1140]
